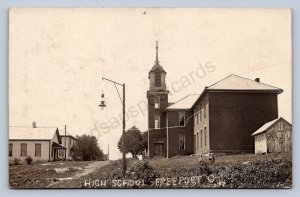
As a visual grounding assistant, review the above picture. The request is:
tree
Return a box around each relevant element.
[72,134,103,161]
[118,126,147,158]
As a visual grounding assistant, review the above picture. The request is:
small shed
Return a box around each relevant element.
[252,117,292,154]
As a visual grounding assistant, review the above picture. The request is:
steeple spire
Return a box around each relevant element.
[155,40,159,64]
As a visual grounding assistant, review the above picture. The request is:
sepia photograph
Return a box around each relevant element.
[8,8,292,189]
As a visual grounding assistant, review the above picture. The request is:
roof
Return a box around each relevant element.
[60,134,77,140]
[52,142,67,149]
[251,117,292,136]
[207,74,283,93]
[9,126,59,140]
[191,74,283,109]
[150,63,166,73]
[167,94,200,110]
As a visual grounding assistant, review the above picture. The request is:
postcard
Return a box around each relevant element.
[9,8,292,189]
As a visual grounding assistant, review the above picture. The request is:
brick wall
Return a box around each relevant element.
[148,128,166,157]
[209,92,278,153]
[147,91,169,158]
[167,110,194,157]
[193,95,210,154]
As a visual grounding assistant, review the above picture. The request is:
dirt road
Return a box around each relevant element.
[73,160,110,179]
[48,160,110,188]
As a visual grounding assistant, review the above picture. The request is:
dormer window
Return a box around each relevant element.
[155,72,161,87]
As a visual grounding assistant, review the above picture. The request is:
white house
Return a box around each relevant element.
[9,122,66,162]
[58,134,77,160]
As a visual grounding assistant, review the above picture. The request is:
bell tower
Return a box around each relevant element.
[147,41,169,158]
[148,41,167,91]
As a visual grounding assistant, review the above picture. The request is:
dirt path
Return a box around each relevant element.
[47,160,110,187]
[73,160,110,179]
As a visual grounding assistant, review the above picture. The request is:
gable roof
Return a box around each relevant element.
[167,94,200,110]
[251,117,292,136]
[60,134,77,141]
[207,74,283,93]
[9,126,60,141]
[191,74,283,109]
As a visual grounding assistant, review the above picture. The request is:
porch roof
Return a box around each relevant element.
[52,142,66,149]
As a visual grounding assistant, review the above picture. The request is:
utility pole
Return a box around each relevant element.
[122,83,126,174]
[100,77,127,176]
[64,125,66,160]
[107,144,109,160]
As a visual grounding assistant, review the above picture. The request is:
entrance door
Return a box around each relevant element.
[154,143,164,156]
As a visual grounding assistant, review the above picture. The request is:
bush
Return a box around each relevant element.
[223,159,292,188]
[127,160,160,185]
[25,156,33,165]
[13,158,20,165]
[157,158,292,188]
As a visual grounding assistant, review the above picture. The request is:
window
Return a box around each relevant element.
[194,134,196,151]
[70,138,72,145]
[196,108,199,125]
[200,130,203,148]
[277,131,283,139]
[9,143,13,157]
[35,144,41,157]
[204,99,207,118]
[155,72,161,87]
[179,112,185,127]
[21,143,27,157]
[154,115,160,129]
[196,132,199,150]
[277,122,285,131]
[200,105,202,121]
[179,135,185,150]
[154,96,160,109]
[204,127,207,146]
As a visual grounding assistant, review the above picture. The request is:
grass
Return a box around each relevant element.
[9,161,93,189]
[50,159,138,188]
[149,153,292,188]
[149,152,292,169]
[52,152,292,189]
[9,153,292,189]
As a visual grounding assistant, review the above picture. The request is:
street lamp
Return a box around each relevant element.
[98,91,106,110]
[100,77,127,176]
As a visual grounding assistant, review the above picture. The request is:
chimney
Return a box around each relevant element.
[255,78,260,82]
[32,121,37,128]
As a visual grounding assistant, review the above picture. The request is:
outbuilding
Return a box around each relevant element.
[252,117,292,154]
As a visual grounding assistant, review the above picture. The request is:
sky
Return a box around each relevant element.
[9,8,292,160]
